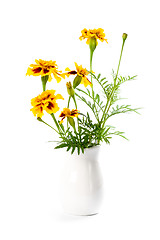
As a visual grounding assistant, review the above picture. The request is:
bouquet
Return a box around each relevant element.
[26,28,139,154]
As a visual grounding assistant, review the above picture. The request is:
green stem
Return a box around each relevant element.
[73,95,80,132]
[90,50,99,123]
[73,95,77,109]
[51,113,61,133]
[37,117,59,133]
[67,96,71,108]
[100,39,126,127]
[90,50,94,98]
[41,75,49,92]
[114,39,125,84]
[67,96,71,129]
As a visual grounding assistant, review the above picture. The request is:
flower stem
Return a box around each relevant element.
[51,113,61,133]
[101,38,126,127]
[67,96,71,108]
[90,50,99,123]
[67,96,71,129]
[41,75,49,92]
[90,50,94,97]
[72,95,80,132]
[114,39,125,84]
[37,117,59,133]
[72,95,77,109]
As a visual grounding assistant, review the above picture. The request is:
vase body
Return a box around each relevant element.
[59,146,103,216]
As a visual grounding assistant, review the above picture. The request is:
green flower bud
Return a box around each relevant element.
[122,33,128,41]
[37,117,42,122]
[66,81,75,97]
[73,75,82,89]
[68,117,75,130]
[89,37,97,53]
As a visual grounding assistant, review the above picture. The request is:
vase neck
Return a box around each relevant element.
[69,146,100,162]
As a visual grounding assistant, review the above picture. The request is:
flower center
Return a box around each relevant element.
[33,67,42,73]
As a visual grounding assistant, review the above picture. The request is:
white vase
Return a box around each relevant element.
[59,146,103,216]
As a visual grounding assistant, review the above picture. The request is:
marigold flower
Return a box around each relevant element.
[26,59,66,83]
[59,108,79,124]
[79,28,108,45]
[30,90,64,118]
[65,62,91,88]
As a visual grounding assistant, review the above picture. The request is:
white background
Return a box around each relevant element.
[0,0,160,239]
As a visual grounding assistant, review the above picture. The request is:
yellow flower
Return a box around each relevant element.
[79,28,108,45]
[59,108,79,124]
[26,59,66,83]
[30,90,64,118]
[75,62,91,87]
[65,62,91,88]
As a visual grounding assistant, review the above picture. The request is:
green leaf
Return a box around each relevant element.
[67,145,72,151]
[71,145,76,154]
[100,77,106,82]
[55,143,68,149]
[77,146,80,155]
[97,73,101,79]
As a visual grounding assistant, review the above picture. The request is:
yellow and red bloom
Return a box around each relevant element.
[30,90,64,118]
[79,28,108,45]
[26,59,66,83]
[59,108,79,124]
[65,62,91,88]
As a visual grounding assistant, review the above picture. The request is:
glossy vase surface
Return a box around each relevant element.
[59,146,103,216]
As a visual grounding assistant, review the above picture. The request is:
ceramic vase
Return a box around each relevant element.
[59,146,103,216]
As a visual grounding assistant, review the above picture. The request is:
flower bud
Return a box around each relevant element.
[66,81,75,97]
[89,37,97,53]
[68,117,75,130]
[73,75,82,89]
[122,33,128,41]
[37,117,42,122]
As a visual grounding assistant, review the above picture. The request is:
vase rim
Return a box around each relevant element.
[62,145,101,158]
[72,144,101,156]
[84,145,100,151]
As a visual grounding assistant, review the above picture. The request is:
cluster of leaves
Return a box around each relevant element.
[55,113,101,154]
[55,113,129,155]
[54,71,139,154]
[76,72,139,119]
[91,71,137,103]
